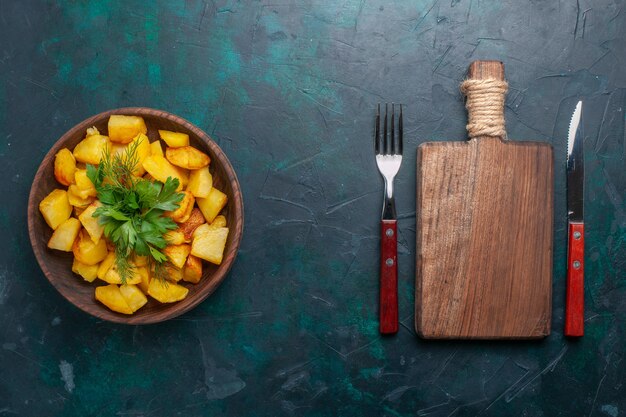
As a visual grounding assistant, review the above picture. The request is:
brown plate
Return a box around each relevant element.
[27,108,244,324]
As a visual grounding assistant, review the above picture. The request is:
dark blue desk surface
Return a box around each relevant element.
[0,1,625,416]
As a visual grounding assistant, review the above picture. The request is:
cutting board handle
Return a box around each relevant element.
[463,61,508,140]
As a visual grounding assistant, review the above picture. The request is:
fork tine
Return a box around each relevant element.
[398,104,403,155]
[390,103,395,154]
[383,103,388,155]
[375,103,380,153]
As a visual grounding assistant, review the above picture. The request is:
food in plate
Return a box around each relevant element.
[40,115,230,315]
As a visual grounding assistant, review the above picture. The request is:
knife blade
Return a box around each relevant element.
[565,100,584,337]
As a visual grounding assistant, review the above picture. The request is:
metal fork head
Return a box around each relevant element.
[375,103,403,219]
[375,103,403,157]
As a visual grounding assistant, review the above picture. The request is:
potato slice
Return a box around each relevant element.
[133,255,148,267]
[74,169,97,197]
[164,229,186,245]
[196,188,228,223]
[191,226,229,265]
[210,215,227,228]
[67,185,95,208]
[150,140,164,157]
[85,126,100,137]
[136,266,151,293]
[129,133,151,176]
[165,146,210,170]
[95,285,133,314]
[147,279,189,303]
[180,208,205,241]
[47,217,81,251]
[187,167,212,198]
[108,115,147,144]
[101,266,142,285]
[164,244,191,269]
[119,284,148,312]
[78,201,104,243]
[183,254,203,284]
[73,134,111,164]
[142,155,185,190]
[97,252,116,280]
[54,148,76,186]
[39,189,72,230]
[72,230,108,265]
[164,264,183,282]
[165,191,195,223]
[192,223,211,239]
[158,130,189,147]
[72,258,99,282]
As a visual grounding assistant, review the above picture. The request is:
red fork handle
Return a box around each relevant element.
[565,222,585,337]
[380,220,398,334]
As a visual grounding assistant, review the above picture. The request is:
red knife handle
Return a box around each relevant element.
[565,222,585,337]
[380,220,398,334]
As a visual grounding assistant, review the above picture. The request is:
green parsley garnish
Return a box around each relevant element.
[86,140,184,283]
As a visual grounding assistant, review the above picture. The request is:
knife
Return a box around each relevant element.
[565,100,584,337]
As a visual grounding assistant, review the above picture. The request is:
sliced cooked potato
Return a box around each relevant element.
[73,134,111,164]
[210,215,227,228]
[72,230,108,265]
[164,244,191,269]
[108,115,147,144]
[95,285,133,314]
[158,130,189,147]
[72,258,99,282]
[183,254,202,284]
[85,126,100,137]
[119,284,148,312]
[165,146,210,170]
[78,201,104,243]
[192,223,211,239]
[67,185,95,207]
[147,279,189,303]
[142,155,185,190]
[164,264,183,282]
[74,169,97,197]
[101,266,142,285]
[150,140,164,157]
[164,229,186,245]
[136,266,151,293]
[196,188,228,224]
[191,226,229,265]
[129,133,151,176]
[47,217,81,251]
[39,189,72,230]
[133,255,148,267]
[111,143,127,157]
[165,191,195,223]
[180,208,205,241]
[97,252,116,280]
[54,148,76,186]
[187,167,212,198]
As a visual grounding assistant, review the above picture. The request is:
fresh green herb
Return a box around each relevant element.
[86,140,184,283]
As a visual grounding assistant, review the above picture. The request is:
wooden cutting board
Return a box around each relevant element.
[415,61,554,339]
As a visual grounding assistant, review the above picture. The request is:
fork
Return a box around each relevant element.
[375,103,403,334]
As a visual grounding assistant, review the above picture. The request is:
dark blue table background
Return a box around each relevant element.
[1,1,625,416]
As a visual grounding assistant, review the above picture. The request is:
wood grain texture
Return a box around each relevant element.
[415,61,554,339]
[27,108,244,324]
[564,222,584,337]
[380,220,398,334]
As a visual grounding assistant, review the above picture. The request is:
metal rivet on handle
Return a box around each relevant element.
[573,231,581,239]
[386,228,394,237]
[573,260,581,269]
[386,258,394,266]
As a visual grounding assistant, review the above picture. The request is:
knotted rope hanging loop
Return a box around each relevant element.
[460,78,508,139]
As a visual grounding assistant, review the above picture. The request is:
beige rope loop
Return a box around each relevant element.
[460,78,508,138]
